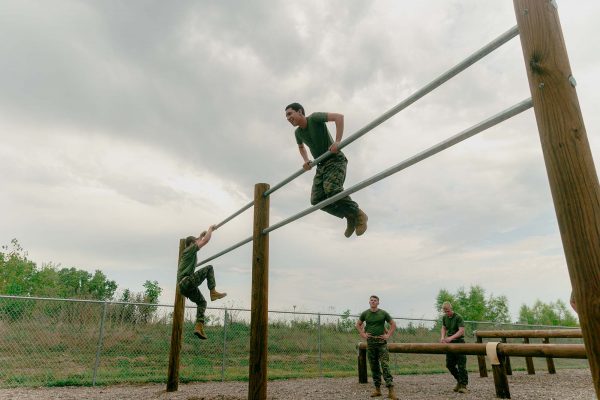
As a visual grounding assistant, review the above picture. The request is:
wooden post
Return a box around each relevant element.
[491,357,511,399]
[248,183,270,400]
[166,239,187,392]
[523,338,535,374]
[476,335,488,377]
[514,1,600,396]
[358,345,368,383]
[500,338,512,375]
[543,338,556,374]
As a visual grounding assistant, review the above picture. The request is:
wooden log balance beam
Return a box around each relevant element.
[475,329,582,377]
[356,342,586,399]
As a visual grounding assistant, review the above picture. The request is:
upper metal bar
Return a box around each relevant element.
[264,25,520,197]
[214,200,254,229]
[197,235,253,266]
[264,98,533,234]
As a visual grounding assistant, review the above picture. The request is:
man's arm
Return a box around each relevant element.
[440,325,447,343]
[382,319,396,340]
[298,144,313,170]
[356,320,369,340]
[195,225,216,249]
[327,112,344,153]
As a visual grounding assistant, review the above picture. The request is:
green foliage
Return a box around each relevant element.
[518,299,578,326]
[434,285,511,323]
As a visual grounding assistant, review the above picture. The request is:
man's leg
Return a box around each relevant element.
[180,284,208,339]
[367,344,383,393]
[457,354,469,391]
[446,353,460,390]
[378,343,398,399]
[190,265,226,301]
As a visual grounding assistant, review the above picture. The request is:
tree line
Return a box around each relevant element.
[1,239,163,322]
[435,284,578,326]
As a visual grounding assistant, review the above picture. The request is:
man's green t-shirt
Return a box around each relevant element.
[442,312,465,342]
[294,112,335,159]
[177,243,198,283]
[359,308,392,337]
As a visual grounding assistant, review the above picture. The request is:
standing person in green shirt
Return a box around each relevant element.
[440,301,469,393]
[284,102,368,238]
[356,295,398,399]
[177,225,227,340]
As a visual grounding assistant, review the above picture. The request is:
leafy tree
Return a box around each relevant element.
[435,285,511,323]
[518,299,578,326]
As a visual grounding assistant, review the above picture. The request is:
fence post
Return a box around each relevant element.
[318,313,322,377]
[476,334,488,377]
[357,344,368,384]
[167,239,186,392]
[500,337,512,375]
[222,308,228,381]
[523,338,535,374]
[491,356,511,399]
[514,1,600,396]
[248,183,270,400]
[543,337,556,374]
[92,301,108,386]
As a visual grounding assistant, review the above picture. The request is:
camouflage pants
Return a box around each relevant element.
[311,153,359,220]
[446,352,468,385]
[367,341,394,388]
[178,265,216,323]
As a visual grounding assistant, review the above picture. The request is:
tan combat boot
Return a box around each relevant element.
[344,216,356,238]
[387,386,398,399]
[194,322,207,340]
[210,289,227,301]
[457,384,468,394]
[370,386,382,397]
[355,209,368,236]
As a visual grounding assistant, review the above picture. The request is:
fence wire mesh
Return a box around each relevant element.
[0,295,587,388]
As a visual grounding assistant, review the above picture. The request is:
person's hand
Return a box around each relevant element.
[302,160,313,171]
[208,224,217,231]
[329,141,340,153]
[381,333,390,341]
[440,337,451,343]
[360,331,370,340]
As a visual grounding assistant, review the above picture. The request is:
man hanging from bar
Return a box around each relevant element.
[177,224,227,339]
[284,103,368,237]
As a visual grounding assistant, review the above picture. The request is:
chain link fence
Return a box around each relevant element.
[0,295,586,388]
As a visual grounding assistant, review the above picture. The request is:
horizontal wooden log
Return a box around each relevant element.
[356,342,587,359]
[475,329,582,339]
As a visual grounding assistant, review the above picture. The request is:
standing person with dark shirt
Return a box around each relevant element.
[440,301,469,393]
[356,295,398,399]
[285,102,368,238]
[177,225,227,339]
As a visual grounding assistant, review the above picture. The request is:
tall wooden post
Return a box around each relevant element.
[248,183,270,400]
[358,346,368,383]
[500,337,512,375]
[514,1,600,396]
[543,337,556,374]
[167,239,187,392]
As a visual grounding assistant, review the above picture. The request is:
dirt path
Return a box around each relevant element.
[0,369,595,400]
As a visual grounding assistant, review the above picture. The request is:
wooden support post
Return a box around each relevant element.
[476,336,488,377]
[500,338,512,375]
[543,338,556,374]
[358,346,368,383]
[514,1,600,396]
[248,183,270,400]
[166,239,186,392]
[492,357,511,399]
[523,338,535,375]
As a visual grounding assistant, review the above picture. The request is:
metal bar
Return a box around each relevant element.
[264,25,519,197]
[318,313,322,377]
[92,301,108,386]
[264,98,533,234]
[196,235,253,266]
[215,200,254,229]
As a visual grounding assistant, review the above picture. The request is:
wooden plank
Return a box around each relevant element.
[514,1,600,396]
[166,239,186,392]
[248,183,270,400]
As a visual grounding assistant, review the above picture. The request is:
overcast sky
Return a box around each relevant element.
[1,1,598,321]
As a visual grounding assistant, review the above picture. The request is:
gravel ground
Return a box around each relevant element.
[0,369,595,400]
